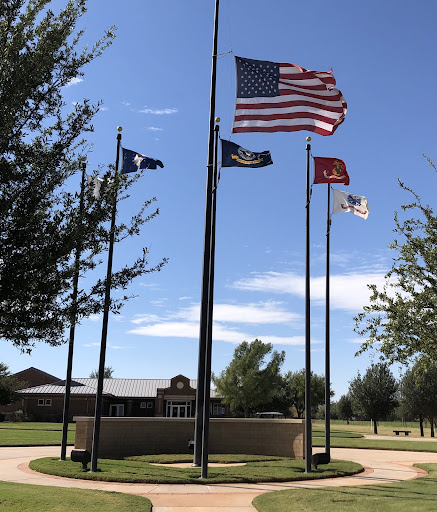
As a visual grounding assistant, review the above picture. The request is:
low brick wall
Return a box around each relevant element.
[74,417,305,459]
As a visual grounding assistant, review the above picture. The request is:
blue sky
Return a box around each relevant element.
[2,0,436,399]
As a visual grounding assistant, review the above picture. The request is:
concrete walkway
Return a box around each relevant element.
[0,445,435,512]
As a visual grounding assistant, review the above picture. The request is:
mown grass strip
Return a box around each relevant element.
[0,481,152,512]
[0,429,75,446]
[253,463,437,512]
[30,455,363,485]
[312,436,437,452]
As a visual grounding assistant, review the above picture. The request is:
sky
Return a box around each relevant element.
[2,0,436,399]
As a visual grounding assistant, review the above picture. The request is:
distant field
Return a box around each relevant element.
[0,422,75,446]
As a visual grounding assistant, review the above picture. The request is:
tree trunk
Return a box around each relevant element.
[430,417,435,438]
[373,419,378,434]
[419,415,424,437]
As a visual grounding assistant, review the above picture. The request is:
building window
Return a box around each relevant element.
[147,402,153,409]
[166,401,191,418]
[109,404,125,417]
[38,399,52,406]
[140,402,147,409]
[211,402,224,416]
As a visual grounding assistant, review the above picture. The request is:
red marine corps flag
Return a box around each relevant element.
[313,157,349,185]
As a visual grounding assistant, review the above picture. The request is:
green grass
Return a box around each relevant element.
[30,455,363,485]
[312,434,437,452]
[0,422,75,431]
[0,422,75,446]
[253,463,437,512]
[313,429,363,439]
[0,480,151,511]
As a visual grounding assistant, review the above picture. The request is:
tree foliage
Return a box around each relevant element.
[89,366,114,379]
[284,370,333,419]
[349,363,398,434]
[354,160,437,370]
[213,339,285,417]
[0,363,25,405]
[336,393,354,423]
[400,362,437,437]
[0,1,166,352]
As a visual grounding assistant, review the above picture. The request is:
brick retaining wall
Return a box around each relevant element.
[74,417,305,459]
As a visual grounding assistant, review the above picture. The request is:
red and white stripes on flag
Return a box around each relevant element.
[232,57,347,136]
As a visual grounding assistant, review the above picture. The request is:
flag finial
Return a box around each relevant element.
[306,136,311,142]
[117,126,122,132]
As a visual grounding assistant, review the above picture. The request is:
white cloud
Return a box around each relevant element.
[138,107,178,115]
[178,296,192,301]
[65,77,83,87]
[132,314,164,325]
[128,321,307,346]
[87,314,101,323]
[147,127,163,131]
[232,271,388,312]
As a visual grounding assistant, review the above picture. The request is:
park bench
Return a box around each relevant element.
[393,430,412,436]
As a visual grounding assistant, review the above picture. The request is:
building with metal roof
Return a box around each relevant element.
[16,373,226,421]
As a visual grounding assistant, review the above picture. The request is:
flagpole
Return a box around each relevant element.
[305,137,312,473]
[325,183,331,460]
[193,0,219,468]
[201,121,219,479]
[60,157,87,461]
[90,126,122,473]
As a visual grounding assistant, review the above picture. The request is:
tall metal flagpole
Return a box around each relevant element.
[201,122,220,479]
[60,157,87,461]
[325,184,331,460]
[305,137,312,472]
[193,0,219,468]
[90,126,122,473]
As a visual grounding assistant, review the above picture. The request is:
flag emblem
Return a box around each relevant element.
[332,188,369,220]
[221,139,273,168]
[122,148,164,174]
[313,157,349,185]
[232,56,347,136]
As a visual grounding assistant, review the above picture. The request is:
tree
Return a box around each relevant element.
[354,160,437,370]
[400,362,437,437]
[284,370,333,419]
[213,339,285,417]
[89,366,114,379]
[0,1,166,352]
[349,363,398,434]
[0,363,24,405]
[336,394,354,424]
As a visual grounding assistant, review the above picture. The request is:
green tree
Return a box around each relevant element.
[0,1,166,352]
[400,362,437,437]
[354,160,437,370]
[213,339,285,418]
[349,363,398,434]
[336,393,354,424]
[89,366,114,379]
[284,370,333,419]
[0,363,24,405]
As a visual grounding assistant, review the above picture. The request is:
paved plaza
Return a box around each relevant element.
[0,442,435,511]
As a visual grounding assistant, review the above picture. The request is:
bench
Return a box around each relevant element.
[393,430,411,436]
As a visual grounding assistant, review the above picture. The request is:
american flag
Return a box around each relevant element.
[232,57,347,136]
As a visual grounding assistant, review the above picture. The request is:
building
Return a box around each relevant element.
[0,367,60,421]
[16,373,227,421]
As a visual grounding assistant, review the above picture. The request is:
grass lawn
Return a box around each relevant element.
[0,480,151,511]
[312,422,437,452]
[29,455,363,485]
[253,463,437,512]
[0,423,75,446]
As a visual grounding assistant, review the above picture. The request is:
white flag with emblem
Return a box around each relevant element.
[332,188,369,220]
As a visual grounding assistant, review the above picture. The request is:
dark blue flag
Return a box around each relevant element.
[221,139,273,168]
[122,148,164,174]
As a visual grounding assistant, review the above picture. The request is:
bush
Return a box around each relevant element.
[14,410,24,422]
[0,412,5,422]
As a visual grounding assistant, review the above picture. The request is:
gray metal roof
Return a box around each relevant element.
[18,378,220,398]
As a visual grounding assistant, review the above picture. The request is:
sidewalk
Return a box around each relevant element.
[0,445,435,511]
